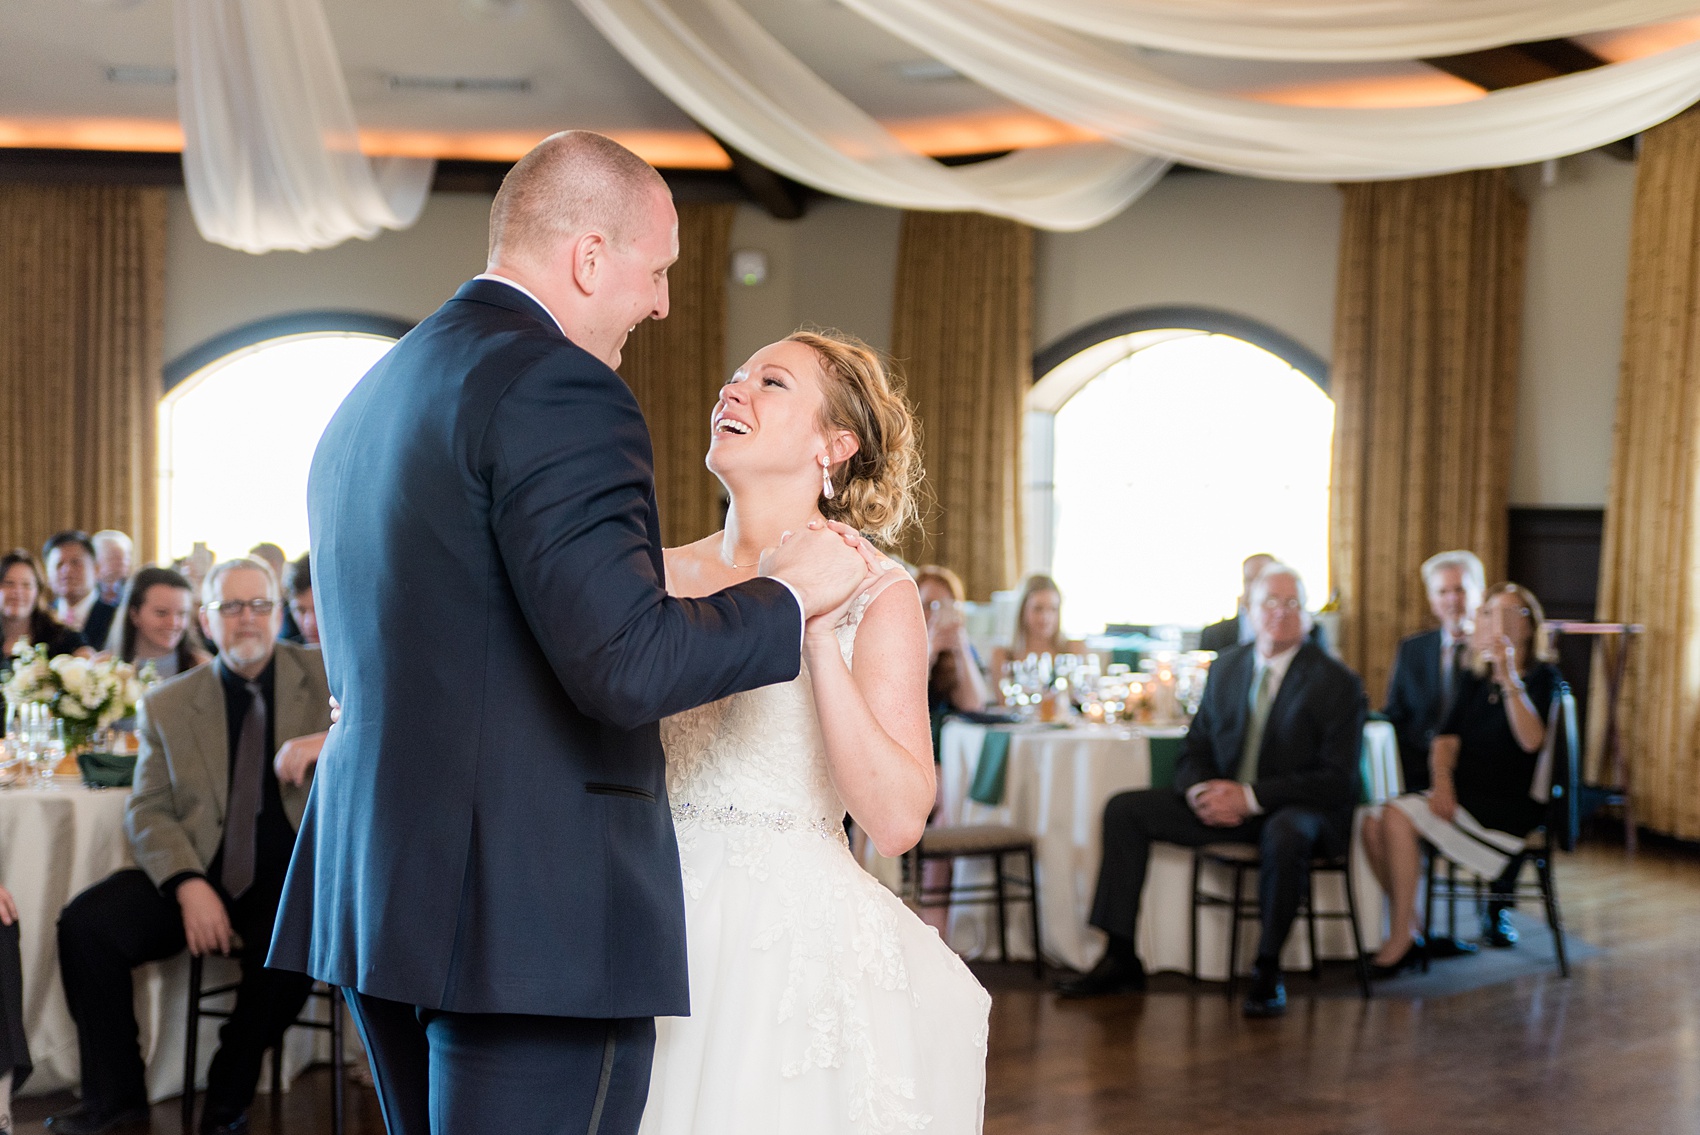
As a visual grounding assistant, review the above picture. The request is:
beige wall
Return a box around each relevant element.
[161,163,1634,506]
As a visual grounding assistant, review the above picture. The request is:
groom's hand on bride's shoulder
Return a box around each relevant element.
[759,523,875,620]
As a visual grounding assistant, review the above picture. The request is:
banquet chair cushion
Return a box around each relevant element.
[920,825,1036,856]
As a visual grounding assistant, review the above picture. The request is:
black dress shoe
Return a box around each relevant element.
[1241,961,1286,1018]
[1369,940,1426,980]
[1425,936,1479,959]
[1482,905,1519,948]
[44,1104,150,1134]
[199,1109,249,1135]
[1055,953,1147,998]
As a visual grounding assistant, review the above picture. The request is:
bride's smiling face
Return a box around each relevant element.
[707,340,855,485]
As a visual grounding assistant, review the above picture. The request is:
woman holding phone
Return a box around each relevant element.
[1359,582,1564,975]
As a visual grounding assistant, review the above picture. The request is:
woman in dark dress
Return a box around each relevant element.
[0,549,88,661]
[1361,582,1562,974]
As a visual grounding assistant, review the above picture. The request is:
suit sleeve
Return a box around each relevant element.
[485,356,802,731]
[124,695,206,889]
[1382,643,1419,748]
[1173,682,1222,795]
[1250,669,1366,814]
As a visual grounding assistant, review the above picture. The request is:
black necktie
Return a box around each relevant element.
[1437,641,1465,726]
[221,681,266,900]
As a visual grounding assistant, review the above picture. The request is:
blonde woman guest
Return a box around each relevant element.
[916,565,990,714]
[991,574,1085,698]
[1359,583,1563,975]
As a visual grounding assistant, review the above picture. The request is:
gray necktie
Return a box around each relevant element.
[1437,641,1465,725]
[1237,665,1274,783]
[221,680,266,900]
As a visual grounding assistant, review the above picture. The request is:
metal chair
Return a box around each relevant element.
[906,825,1044,978]
[1190,842,1372,1000]
[183,952,346,1134]
[1422,688,1578,978]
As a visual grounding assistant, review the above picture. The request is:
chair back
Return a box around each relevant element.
[1530,684,1580,852]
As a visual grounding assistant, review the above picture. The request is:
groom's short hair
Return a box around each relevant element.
[488,131,669,267]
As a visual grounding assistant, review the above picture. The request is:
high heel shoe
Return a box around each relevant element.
[1369,938,1425,980]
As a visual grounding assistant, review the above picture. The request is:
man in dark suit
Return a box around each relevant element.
[1060,563,1366,1017]
[268,132,869,1135]
[51,558,331,1135]
[43,531,117,650]
[1200,551,1325,653]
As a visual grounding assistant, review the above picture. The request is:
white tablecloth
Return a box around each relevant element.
[937,720,1398,977]
[0,782,316,1100]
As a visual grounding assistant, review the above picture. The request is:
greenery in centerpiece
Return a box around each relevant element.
[2,643,146,751]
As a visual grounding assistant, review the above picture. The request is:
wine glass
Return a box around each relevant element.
[26,709,64,789]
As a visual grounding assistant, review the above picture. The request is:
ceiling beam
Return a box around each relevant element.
[706,133,810,220]
[1423,39,1637,160]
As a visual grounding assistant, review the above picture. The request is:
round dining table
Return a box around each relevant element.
[936,719,1397,977]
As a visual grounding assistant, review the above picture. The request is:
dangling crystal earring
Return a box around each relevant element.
[820,457,835,500]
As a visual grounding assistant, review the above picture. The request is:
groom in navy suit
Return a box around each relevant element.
[269,132,870,1135]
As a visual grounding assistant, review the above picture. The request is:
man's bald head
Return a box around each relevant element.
[487,131,670,269]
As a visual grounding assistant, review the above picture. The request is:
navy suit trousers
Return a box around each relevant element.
[344,990,656,1135]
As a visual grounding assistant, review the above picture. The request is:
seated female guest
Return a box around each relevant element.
[112,566,210,678]
[1360,582,1562,975]
[916,565,990,714]
[990,574,1085,694]
[0,549,89,660]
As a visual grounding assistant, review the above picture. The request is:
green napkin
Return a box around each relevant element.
[969,730,1013,806]
[77,751,136,789]
[1148,735,1185,790]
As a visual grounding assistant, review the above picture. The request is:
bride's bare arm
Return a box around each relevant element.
[804,576,936,858]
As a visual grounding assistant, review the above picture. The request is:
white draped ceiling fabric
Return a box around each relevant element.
[174,0,434,253]
[975,0,1700,61]
[578,0,1700,229]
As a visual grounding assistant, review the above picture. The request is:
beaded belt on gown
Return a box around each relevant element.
[671,800,847,842]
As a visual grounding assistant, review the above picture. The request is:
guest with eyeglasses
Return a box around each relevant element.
[1360,582,1563,976]
[49,557,331,1135]
[1200,553,1325,653]
[42,532,117,652]
[916,565,989,715]
[1059,564,1365,1018]
[112,567,211,678]
[0,550,90,661]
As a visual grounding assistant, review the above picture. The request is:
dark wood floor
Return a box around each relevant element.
[17,841,1699,1134]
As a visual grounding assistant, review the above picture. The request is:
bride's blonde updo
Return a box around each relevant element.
[788,330,922,546]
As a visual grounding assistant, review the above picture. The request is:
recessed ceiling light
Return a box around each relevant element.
[386,74,532,94]
[105,65,177,85]
[896,60,962,82]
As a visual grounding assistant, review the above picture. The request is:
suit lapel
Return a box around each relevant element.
[1257,646,1314,768]
[1220,650,1255,776]
[188,668,229,821]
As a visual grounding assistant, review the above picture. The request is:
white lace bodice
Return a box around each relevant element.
[660,606,860,842]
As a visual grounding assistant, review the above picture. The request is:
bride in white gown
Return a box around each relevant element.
[642,331,990,1135]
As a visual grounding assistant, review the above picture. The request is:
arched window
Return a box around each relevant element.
[1027,308,1333,636]
[158,314,408,565]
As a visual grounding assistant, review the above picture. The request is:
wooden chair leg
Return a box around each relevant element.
[183,954,204,1134]
[1444,859,1458,941]
[993,851,1011,965]
[1225,865,1246,1001]
[1340,865,1371,1000]
[1023,848,1044,981]
[1538,853,1569,978]
[270,1039,283,1102]
[1304,877,1321,982]
[331,988,347,1135]
[1188,853,1203,985]
[1421,848,1436,974]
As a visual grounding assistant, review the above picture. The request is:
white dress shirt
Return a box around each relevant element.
[56,590,97,632]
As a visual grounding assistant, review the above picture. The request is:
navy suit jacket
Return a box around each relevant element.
[1382,628,1451,793]
[1173,642,1366,823]
[269,279,803,1019]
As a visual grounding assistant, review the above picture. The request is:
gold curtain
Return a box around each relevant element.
[1329,170,1527,700]
[1592,107,1700,840]
[890,211,1033,599]
[618,202,735,548]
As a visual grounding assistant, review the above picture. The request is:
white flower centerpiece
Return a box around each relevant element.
[2,643,147,753]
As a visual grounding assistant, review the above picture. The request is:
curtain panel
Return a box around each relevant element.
[1329,170,1527,702]
[891,211,1032,600]
[617,202,736,549]
[1592,107,1700,841]
[0,184,165,560]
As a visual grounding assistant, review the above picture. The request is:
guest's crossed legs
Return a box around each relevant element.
[344,991,656,1135]
[57,869,313,1117]
[1089,788,1344,962]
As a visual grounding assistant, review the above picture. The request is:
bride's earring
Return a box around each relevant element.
[820,457,835,501]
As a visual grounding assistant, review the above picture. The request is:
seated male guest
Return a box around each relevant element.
[282,554,317,646]
[1060,564,1366,1017]
[43,532,117,650]
[1200,553,1324,653]
[1383,550,1484,795]
[50,558,331,1135]
[91,530,135,608]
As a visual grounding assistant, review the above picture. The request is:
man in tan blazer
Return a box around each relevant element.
[51,558,331,1135]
